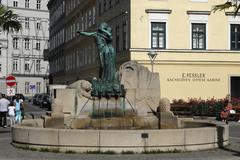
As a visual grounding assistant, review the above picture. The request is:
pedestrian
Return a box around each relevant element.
[0,93,10,128]
[8,104,15,127]
[14,95,23,124]
[220,107,229,124]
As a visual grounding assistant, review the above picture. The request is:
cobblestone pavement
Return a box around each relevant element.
[0,103,239,160]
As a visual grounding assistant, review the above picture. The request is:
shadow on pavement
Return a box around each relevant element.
[219,147,240,157]
[217,125,240,157]
[0,130,11,134]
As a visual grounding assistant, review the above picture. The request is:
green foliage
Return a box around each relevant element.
[86,150,116,154]
[212,0,240,15]
[142,149,181,154]
[39,148,50,152]
[65,150,76,154]
[86,150,100,154]
[39,148,60,153]
[0,4,21,32]
[29,147,37,151]
[121,150,135,154]
[171,97,228,117]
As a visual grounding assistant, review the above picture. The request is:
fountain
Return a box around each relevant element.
[12,23,229,153]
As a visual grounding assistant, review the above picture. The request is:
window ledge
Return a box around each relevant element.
[225,12,240,16]
[187,10,211,15]
[145,9,172,14]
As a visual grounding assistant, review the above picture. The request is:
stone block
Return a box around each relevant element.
[185,127,215,146]
[119,61,160,116]
[12,126,29,143]
[71,118,91,129]
[76,97,93,116]
[133,116,158,129]
[61,89,76,115]
[100,130,144,147]
[147,129,185,146]
[43,115,64,128]
[28,128,59,145]
[160,112,178,129]
[21,119,43,128]
[59,129,99,147]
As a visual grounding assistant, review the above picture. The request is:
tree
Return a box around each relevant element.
[0,4,21,32]
[212,0,240,15]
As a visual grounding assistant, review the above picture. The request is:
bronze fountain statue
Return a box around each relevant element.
[77,22,125,98]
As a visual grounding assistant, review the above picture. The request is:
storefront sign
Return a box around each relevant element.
[167,73,220,82]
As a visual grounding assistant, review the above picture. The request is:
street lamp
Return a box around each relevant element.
[147,51,158,72]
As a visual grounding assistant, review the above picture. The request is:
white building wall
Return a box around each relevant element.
[0,0,49,97]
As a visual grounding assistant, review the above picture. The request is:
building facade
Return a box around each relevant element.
[47,0,97,84]
[0,0,49,97]
[47,0,240,101]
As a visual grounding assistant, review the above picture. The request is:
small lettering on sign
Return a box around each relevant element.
[167,73,220,82]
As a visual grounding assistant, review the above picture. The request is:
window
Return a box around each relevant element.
[25,0,29,8]
[93,7,96,24]
[36,41,40,50]
[109,0,113,8]
[0,47,1,56]
[36,82,41,93]
[36,0,41,9]
[230,24,240,50]
[103,0,107,12]
[116,25,120,52]
[88,10,92,27]
[192,23,206,50]
[116,0,119,4]
[13,37,18,49]
[36,59,41,72]
[25,82,30,94]
[122,22,127,50]
[0,63,2,72]
[36,22,41,30]
[98,1,102,16]
[13,59,18,71]
[24,59,30,72]
[151,22,166,49]
[24,38,30,50]
[25,17,30,29]
[13,0,18,7]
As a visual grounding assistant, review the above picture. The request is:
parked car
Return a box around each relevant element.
[40,95,51,111]
[35,93,48,105]
[32,93,40,105]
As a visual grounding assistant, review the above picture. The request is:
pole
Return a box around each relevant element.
[151,61,154,72]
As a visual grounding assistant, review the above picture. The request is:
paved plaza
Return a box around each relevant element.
[0,122,239,160]
[0,103,239,160]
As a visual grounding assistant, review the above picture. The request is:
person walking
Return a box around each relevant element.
[0,94,10,128]
[8,104,15,127]
[14,96,23,124]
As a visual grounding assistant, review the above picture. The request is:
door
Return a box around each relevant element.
[230,76,240,98]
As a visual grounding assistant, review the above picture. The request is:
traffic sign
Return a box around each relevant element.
[7,88,15,96]
[30,85,36,90]
[6,75,16,86]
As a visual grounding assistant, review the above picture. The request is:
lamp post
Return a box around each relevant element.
[147,51,158,72]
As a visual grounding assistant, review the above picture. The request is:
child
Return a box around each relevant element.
[8,105,15,127]
[220,107,229,124]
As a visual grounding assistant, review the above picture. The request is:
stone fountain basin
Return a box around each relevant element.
[12,119,229,153]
